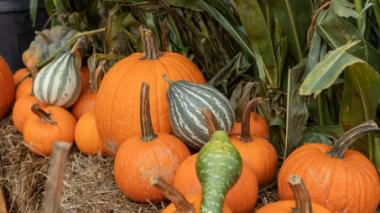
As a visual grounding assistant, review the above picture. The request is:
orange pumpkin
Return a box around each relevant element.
[278,121,380,213]
[114,83,190,202]
[75,111,108,155]
[173,154,258,213]
[256,175,331,213]
[230,112,269,138]
[12,95,45,132]
[230,98,277,185]
[16,78,33,100]
[80,66,90,92]
[72,90,96,119]
[0,56,15,119]
[13,68,30,85]
[96,27,205,150]
[23,104,76,156]
[151,177,232,213]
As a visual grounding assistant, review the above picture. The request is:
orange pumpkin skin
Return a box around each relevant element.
[173,154,258,213]
[75,111,108,155]
[23,106,76,156]
[162,195,233,213]
[0,56,15,119]
[230,136,277,185]
[16,78,33,100]
[12,95,45,132]
[72,90,96,119]
[230,112,269,139]
[256,200,331,213]
[96,52,206,149]
[80,66,90,92]
[278,144,380,213]
[13,68,29,85]
[114,133,190,202]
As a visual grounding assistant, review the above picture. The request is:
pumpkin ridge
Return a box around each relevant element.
[161,54,199,82]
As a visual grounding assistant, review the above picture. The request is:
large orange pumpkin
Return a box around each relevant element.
[12,95,45,132]
[96,27,205,150]
[151,177,232,213]
[23,104,76,156]
[173,154,258,213]
[114,83,190,202]
[278,121,380,213]
[256,175,331,213]
[74,111,108,155]
[13,68,30,85]
[230,98,277,185]
[16,78,33,100]
[0,56,15,119]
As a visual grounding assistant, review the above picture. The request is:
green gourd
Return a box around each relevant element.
[196,130,242,213]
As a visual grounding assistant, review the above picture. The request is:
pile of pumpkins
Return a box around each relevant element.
[0,26,379,213]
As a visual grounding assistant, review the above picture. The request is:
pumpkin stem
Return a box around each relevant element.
[31,104,57,125]
[162,74,174,85]
[89,60,105,93]
[327,120,379,159]
[240,97,263,142]
[201,109,219,137]
[35,31,51,44]
[151,176,195,213]
[140,82,157,142]
[140,26,162,60]
[288,175,313,213]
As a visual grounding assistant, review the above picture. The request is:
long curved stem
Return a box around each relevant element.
[151,176,194,213]
[139,26,162,60]
[140,83,157,142]
[31,104,57,125]
[201,109,219,137]
[327,120,379,159]
[288,175,313,213]
[240,97,263,142]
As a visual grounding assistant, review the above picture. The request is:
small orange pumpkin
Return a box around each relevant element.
[0,56,15,119]
[74,111,108,155]
[16,78,33,100]
[23,104,76,156]
[96,27,205,149]
[256,175,331,213]
[12,95,45,132]
[114,83,190,202]
[278,121,380,213]
[13,68,30,86]
[230,98,277,185]
[151,176,232,213]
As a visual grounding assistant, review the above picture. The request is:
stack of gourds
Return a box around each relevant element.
[0,25,379,213]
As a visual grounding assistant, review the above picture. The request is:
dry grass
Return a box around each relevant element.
[0,115,278,213]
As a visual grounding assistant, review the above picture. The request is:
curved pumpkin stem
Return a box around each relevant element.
[31,104,57,125]
[201,109,219,137]
[162,74,174,85]
[327,120,379,159]
[140,82,157,142]
[288,175,313,213]
[140,26,162,60]
[89,60,105,93]
[151,176,194,213]
[240,97,263,142]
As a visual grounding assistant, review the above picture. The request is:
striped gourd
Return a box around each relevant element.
[166,79,234,149]
[33,51,81,108]
[196,130,242,213]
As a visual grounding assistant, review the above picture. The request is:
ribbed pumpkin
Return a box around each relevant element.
[230,112,269,139]
[12,95,45,132]
[114,83,190,202]
[152,177,233,213]
[33,42,82,108]
[166,78,234,149]
[229,98,277,185]
[23,104,76,156]
[75,111,107,155]
[256,175,331,213]
[13,68,30,86]
[96,27,205,149]
[278,121,380,213]
[0,56,15,119]
[16,78,33,100]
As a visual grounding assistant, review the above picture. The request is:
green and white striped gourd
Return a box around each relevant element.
[196,130,242,213]
[166,79,235,149]
[33,51,81,108]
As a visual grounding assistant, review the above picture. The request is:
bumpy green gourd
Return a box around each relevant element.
[196,131,242,213]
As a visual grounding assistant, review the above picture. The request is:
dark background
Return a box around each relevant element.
[0,0,47,71]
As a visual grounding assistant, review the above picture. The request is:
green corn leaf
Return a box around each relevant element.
[30,0,39,27]
[44,0,56,16]
[331,0,359,18]
[300,40,362,97]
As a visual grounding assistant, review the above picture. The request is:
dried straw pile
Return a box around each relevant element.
[0,116,278,213]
